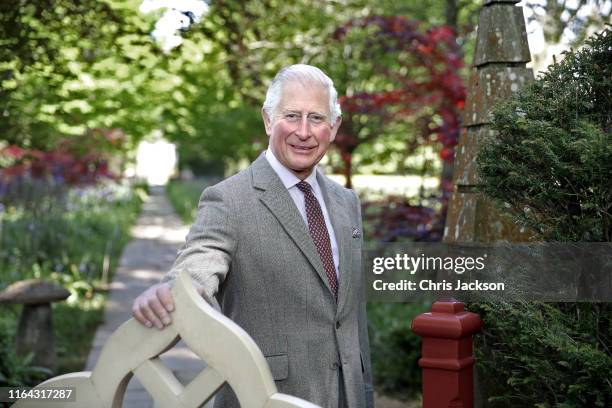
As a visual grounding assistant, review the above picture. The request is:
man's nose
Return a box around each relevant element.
[295,115,310,139]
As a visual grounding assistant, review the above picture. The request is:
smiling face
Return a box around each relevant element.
[262,80,341,180]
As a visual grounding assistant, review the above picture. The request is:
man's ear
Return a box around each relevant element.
[330,116,342,142]
[261,108,273,136]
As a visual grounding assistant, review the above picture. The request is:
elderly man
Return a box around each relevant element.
[132,64,373,408]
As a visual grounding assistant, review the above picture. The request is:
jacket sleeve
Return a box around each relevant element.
[162,185,237,302]
[352,189,375,408]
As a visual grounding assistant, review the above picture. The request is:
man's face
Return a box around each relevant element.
[262,81,341,179]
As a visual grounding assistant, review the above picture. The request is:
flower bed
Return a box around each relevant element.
[0,181,145,385]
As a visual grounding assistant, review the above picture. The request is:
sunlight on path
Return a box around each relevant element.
[85,187,211,408]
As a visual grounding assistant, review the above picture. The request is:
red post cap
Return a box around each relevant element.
[412,298,481,339]
[411,298,482,408]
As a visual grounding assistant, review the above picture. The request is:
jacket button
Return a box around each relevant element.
[330,362,339,370]
[335,321,341,329]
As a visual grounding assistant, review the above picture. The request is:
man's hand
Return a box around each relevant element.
[132,282,175,329]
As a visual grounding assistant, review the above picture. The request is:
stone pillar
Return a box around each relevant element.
[412,299,482,408]
[441,2,536,405]
[444,0,534,243]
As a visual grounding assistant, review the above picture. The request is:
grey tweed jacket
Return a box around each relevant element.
[163,154,374,408]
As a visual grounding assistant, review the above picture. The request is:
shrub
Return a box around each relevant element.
[367,302,429,399]
[473,28,612,407]
[0,183,142,287]
[362,196,444,242]
[468,302,611,407]
[477,29,611,242]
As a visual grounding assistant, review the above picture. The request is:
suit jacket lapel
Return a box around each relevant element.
[251,155,336,298]
[316,171,353,313]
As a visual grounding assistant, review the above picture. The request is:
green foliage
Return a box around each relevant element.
[367,302,429,399]
[54,300,105,373]
[0,182,144,385]
[468,302,612,407]
[472,28,612,407]
[166,179,217,224]
[1,0,482,172]
[0,183,143,286]
[0,0,168,149]
[477,28,611,242]
[0,313,51,386]
[158,0,481,172]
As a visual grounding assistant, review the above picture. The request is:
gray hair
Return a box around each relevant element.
[262,64,341,124]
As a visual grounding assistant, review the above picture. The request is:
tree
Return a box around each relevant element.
[156,0,480,173]
[0,0,167,150]
[525,0,612,45]
[327,17,465,188]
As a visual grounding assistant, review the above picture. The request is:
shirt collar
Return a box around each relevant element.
[265,147,318,190]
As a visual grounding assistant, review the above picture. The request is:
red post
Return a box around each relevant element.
[411,299,481,408]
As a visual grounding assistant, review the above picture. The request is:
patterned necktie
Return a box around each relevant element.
[296,181,338,299]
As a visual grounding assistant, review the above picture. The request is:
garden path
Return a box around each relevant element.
[85,187,210,408]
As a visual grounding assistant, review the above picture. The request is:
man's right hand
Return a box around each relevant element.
[132,282,175,329]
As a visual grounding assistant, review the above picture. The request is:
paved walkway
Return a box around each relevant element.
[86,187,210,407]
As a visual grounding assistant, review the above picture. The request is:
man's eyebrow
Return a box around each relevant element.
[281,109,327,116]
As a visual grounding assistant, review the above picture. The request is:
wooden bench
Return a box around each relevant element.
[13,272,320,408]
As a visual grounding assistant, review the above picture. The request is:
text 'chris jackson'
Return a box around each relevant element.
[372,279,505,291]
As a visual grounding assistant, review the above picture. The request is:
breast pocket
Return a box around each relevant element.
[349,227,363,274]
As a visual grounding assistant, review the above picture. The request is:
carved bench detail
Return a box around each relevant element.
[14,272,320,408]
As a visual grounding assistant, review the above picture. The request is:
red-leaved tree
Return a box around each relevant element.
[332,16,465,190]
[327,16,466,242]
[0,129,124,206]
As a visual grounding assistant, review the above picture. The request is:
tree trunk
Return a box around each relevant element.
[446,0,458,30]
[342,153,353,189]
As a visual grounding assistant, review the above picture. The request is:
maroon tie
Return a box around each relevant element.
[296,181,338,299]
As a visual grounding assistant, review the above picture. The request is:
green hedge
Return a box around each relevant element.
[473,28,612,407]
[468,302,611,407]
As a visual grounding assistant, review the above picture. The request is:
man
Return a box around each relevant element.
[132,64,374,408]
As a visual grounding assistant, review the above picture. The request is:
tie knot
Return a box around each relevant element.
[296,181,313,194]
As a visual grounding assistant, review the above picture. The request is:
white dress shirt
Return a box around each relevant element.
[265,148,340,279]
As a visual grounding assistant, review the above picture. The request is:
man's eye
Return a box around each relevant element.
[309,115,324,122]
[285,113,299,120]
